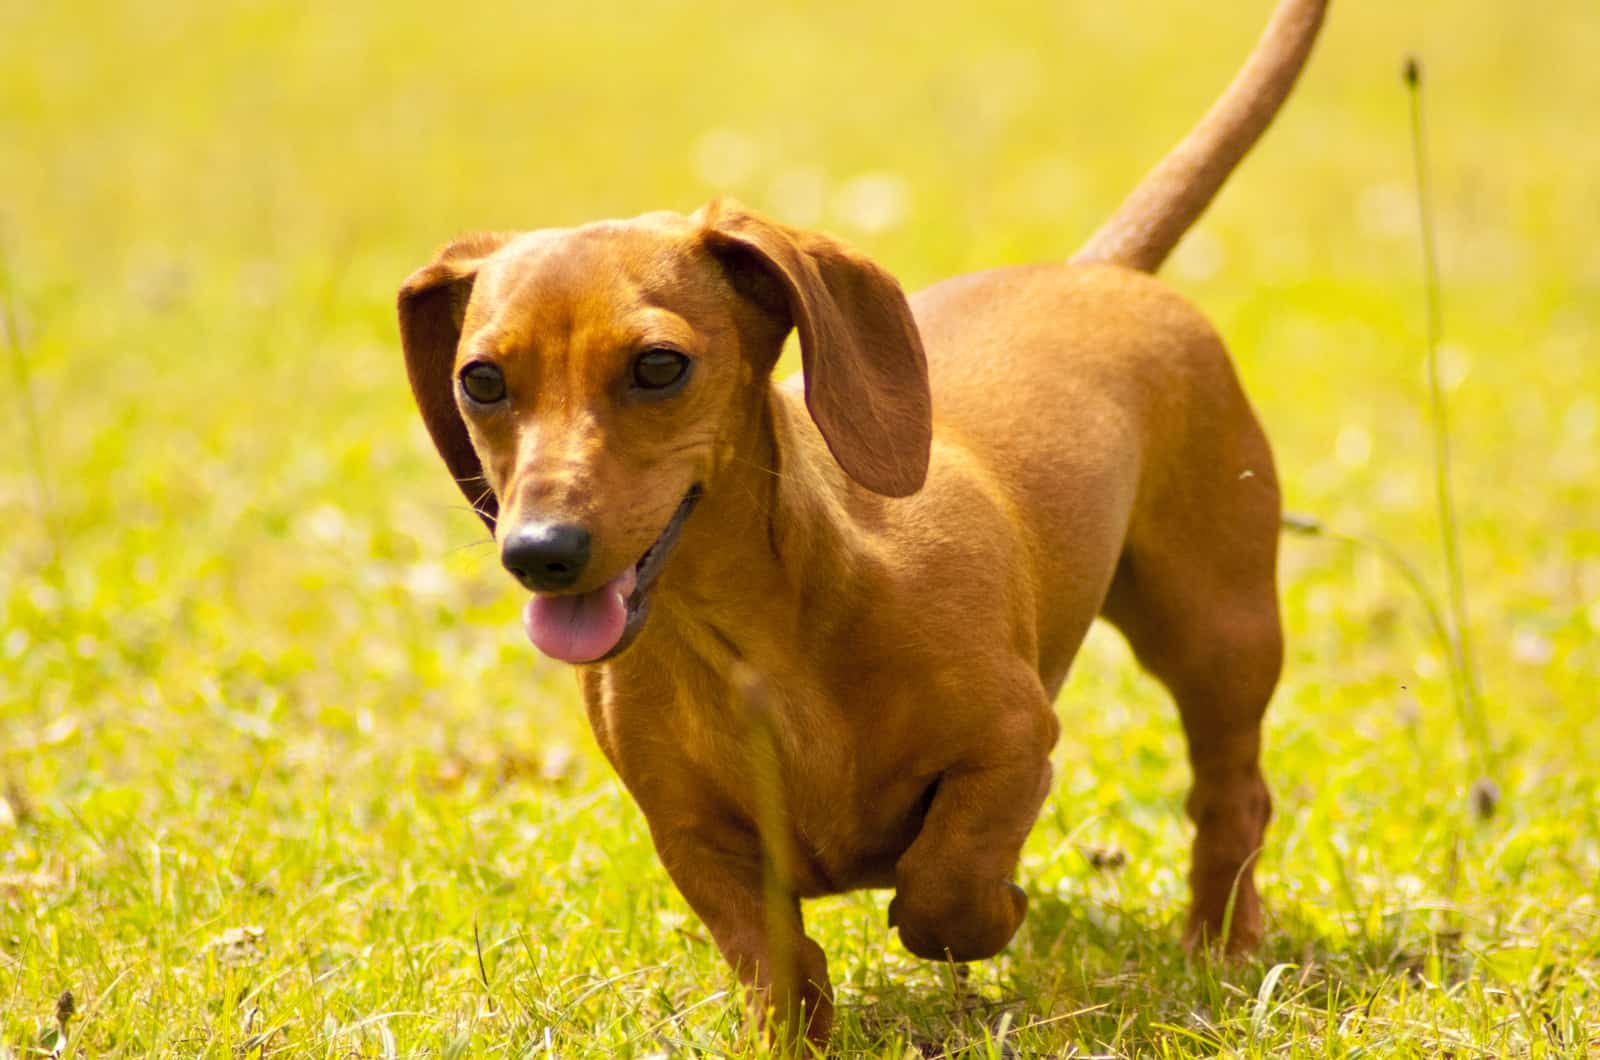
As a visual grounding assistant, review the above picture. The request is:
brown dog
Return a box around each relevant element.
[399,0,1325,1045]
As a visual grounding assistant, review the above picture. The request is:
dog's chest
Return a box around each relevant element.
[585,663,939,896]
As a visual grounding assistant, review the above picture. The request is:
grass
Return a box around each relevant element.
[3,0,1598,1055]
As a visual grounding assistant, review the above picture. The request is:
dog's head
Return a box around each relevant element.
[398,201,931,663]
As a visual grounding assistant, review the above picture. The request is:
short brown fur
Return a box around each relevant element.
[398,0,1325,1046]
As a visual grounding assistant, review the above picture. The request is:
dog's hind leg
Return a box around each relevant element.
[1102,418,1283,953]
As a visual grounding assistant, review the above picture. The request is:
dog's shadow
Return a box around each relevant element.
[833,890,1357,1057]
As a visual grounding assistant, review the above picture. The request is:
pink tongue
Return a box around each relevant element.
[521,567,638,663]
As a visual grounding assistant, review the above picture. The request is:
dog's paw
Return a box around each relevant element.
[887,880,1026,962]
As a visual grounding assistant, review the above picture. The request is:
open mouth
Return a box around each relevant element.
[520,485,702,664]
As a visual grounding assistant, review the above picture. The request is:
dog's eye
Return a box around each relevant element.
[459,361,506,405]
[631,348,691,394]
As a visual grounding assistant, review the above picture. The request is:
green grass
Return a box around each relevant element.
[3,0,1598,1055]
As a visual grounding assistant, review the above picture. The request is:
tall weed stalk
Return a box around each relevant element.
[1287,57,1496,795]
[1404,55,1494,781]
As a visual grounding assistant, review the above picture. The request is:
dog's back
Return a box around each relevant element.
[901,0,1325,689]
[908,263,1266,692]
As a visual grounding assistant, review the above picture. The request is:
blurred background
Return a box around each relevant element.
[2,0,1597,1052]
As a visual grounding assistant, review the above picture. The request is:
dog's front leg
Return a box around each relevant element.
[652,822,833,1047]
[887,736,1053,962]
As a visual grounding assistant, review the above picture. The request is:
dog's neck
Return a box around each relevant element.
[625,381,868,676]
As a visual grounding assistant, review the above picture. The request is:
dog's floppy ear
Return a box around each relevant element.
[699,202,932,497]
[397,233,511,531]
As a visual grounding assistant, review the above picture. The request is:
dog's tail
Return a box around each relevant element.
[1071,0,1328,274]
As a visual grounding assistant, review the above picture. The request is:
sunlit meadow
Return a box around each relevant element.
[2,1,1597,1055]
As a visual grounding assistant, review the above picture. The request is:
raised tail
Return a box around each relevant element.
[1071,0,1328,273]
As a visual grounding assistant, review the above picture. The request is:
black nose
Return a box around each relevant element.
[501,522,591,591]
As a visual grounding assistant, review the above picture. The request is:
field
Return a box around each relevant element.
[3,0,1597,1055]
